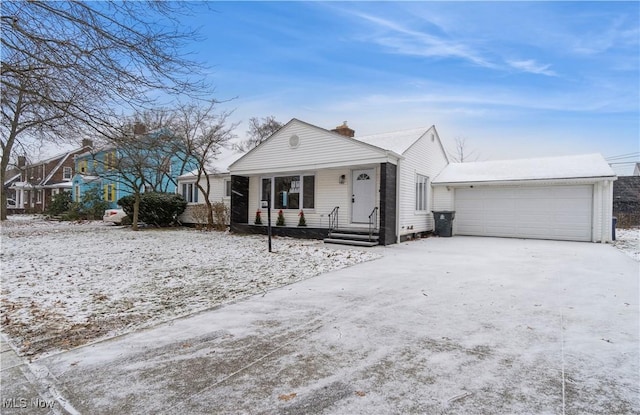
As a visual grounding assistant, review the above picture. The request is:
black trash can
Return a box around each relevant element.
[433,211,455,237]
[612,217,617,241]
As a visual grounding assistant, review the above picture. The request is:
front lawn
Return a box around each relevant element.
[0,217,380,358]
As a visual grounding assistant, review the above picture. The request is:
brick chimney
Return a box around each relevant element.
[81,139,93,148]
[332,121,355,138]
[17,156,26,168]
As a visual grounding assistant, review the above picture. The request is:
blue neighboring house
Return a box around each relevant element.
[71,129,197,208]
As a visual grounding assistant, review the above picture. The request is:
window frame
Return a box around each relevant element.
[63,166,72,180]
[181,182,199,203]
[224,179,231,198]
[415,174,429,212]
[260,173,315,210]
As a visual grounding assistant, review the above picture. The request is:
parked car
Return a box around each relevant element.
[103,209,127,225]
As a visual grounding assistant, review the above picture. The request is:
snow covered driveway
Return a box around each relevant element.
[0,217,379,357]
[17,236,639,414]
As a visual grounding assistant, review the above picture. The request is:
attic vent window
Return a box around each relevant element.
[289,134,300,149]
[431,134,435,142]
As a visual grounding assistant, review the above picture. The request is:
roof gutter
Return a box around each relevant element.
[432,175,618,187]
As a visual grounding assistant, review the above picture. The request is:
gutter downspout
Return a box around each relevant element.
[396,158,401,244]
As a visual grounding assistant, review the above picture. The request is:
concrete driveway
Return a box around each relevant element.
[2,237,638,414]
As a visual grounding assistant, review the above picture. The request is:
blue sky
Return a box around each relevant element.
[185,1,639,174]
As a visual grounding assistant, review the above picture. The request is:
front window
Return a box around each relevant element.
[262,175,314,209]
[182,183,198,203]
[274,176,300,209]
[415,174,428,211]
[224,180,231,198]
[63,167,72,180]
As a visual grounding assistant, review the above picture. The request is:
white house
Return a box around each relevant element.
[432,154,617,242]
[177,149,244,225]
[228,119,449,245]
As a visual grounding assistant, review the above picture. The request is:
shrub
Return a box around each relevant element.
[190,204,209,229]
[276,209,285,226]
[211,201,229,231]
[118,192,187,227]
[81,187,110,220]
[47,191,72,216]
[61,202,83,221]
[298,210,306,227]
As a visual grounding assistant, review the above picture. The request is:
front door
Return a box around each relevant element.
[352,168,376,223]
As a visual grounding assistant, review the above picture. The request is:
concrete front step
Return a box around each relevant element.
[328,233,379,241]
[323,238,378,247]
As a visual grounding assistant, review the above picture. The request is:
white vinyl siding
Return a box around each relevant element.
[177,174,231,224]
[432,186,454,211]
[231,120,397,175]
[248,168,360,228]
[397,127,449,235]
[454,185,594,241]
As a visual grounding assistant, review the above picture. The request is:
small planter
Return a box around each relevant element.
[298,210,307,227]
[276,209,285,226]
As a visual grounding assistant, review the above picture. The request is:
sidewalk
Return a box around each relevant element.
[1,334,57,414]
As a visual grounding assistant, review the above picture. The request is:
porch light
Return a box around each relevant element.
[339,174,346,184]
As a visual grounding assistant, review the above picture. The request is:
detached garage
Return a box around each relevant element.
[432,154,617,243]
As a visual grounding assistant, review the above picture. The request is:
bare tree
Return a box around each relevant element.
[85,110,193,230]
[448,137,480,163]
[234,116,283,152]
[1,1,211,219]
[172,101,238,229]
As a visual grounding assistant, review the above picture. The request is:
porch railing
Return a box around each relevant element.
[368,207,378,240]
[329,206,339,230]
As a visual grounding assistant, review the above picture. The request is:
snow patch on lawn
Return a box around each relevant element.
[612,228,640,261]
[1,216,381,357]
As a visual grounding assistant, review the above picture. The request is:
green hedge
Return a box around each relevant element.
[118,192,187,227]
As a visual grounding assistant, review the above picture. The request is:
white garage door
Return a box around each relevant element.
[454,185,593,241]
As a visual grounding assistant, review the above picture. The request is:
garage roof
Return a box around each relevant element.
[433,153,616,184]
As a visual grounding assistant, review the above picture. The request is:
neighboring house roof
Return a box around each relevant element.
[42,152,71,185]
[433,153,616,184]
[4,171,21,186]
[178,148,245,180]
[45,181,74,189]
[10,181,34,189]
[613,176,640,203]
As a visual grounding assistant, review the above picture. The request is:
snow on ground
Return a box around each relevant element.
[31,235,639,414]
[0,216,380,358]
[612,227,640,261]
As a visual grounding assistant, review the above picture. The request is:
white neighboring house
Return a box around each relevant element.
[228,118,449,245]
[177,150,245,225]
[432,154,617,242]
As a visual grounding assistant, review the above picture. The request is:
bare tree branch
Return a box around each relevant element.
[234,116,283,152]
[1,1,212,219]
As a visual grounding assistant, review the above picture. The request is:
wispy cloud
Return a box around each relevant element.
[506,59,557,76]
[350,10,498,69]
